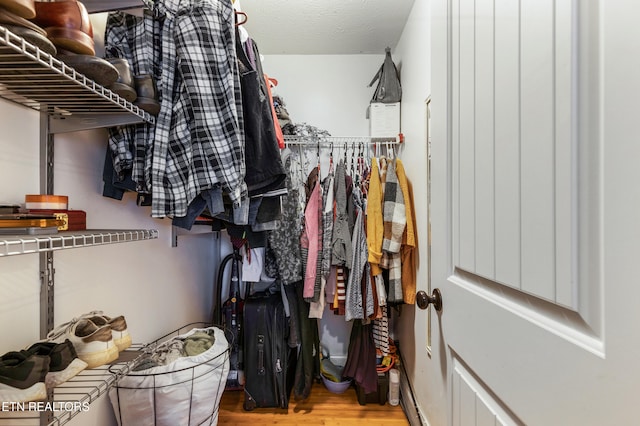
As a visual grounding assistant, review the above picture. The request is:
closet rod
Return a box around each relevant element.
[283,136,400,146]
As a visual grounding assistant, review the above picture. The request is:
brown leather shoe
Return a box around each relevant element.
[57,54,119,86]
[0,0,35,19]
[134,74,160,115]
[31,0,94,56]
[106,57,136,102]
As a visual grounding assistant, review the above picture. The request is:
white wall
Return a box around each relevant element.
[392,0,435,423]
[260,54,382,136]
[0,103,217,426]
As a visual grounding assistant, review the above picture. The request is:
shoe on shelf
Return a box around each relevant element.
[26,339,87,388]
[80,311,131,352]
[0,351,48,403]
[47,318,118,369]
[31,0,95,55]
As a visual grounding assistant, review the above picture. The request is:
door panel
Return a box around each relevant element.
[452,357,520,426]
[451,0,576,305]
[427,0,640,424]
[474,0,495,280]
[493,0,520,287]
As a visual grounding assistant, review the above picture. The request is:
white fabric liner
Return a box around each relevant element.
[109,326,230,426]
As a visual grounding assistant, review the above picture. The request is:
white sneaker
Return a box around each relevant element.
[47,318,118,369]
[80,311,131,352]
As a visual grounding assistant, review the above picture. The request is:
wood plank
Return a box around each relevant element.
[218,381,409,425]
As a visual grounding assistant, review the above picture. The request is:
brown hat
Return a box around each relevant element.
[0,0,34,19]
[31,0,94,55]
[0,6,42,33]
[3,24,55,55]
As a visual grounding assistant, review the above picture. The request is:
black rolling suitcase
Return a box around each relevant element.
[243,291,296,410]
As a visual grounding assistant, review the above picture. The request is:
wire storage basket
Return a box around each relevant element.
[108,323,231,426]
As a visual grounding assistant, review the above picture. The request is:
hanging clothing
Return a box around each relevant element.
[366,158,384,275]
[236,36,287,197]
[345,207,371,322]
[331,160,353,269]
[292,281,320,401]
[325,265,337,309]
[310,172,335,318]
[302,171,321,299]
[372,306,390,356]
[103,10,160,199]
[267,152,303,285]
[150,0,248,223]
[382,159,406,254]
[333,266,347,315]
[396,159,418,304]
[343,320,378,394]
[380,159,405,303]
[264,74,286,149]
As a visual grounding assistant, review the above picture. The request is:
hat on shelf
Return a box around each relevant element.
[30,0,94,56]
[0,0,35,20]
[0,7,56,55]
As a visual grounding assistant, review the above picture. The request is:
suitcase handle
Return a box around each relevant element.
[258,334,265,375]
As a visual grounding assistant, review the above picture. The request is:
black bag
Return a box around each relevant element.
[368,47,402,103]
[243,291,296,410]
[214,250,245,391]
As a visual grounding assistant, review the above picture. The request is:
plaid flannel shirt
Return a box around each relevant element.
[381,159,406,302]
[151,0,247,219]
[105,10,161,196]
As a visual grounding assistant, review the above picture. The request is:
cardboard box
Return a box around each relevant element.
[369,102,401,139]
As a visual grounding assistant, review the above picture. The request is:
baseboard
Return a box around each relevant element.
[397,351,424,426]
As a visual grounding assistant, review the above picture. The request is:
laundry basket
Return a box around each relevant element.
[109,323,231,426]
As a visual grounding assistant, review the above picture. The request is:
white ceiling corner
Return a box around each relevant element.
[237,0,416,55]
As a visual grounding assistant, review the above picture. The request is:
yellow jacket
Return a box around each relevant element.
[395,159,417,304]
[367,158,384,276]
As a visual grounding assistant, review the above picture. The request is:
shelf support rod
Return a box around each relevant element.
[39,107,55,425]
[39,107,55,338]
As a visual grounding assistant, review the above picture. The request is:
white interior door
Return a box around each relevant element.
[429,0,640,424]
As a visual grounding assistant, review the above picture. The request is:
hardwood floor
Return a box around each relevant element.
[218,381,409,425]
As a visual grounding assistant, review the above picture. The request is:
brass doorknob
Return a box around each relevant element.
[416,289,442,312]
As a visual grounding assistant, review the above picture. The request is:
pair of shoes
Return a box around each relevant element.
[0,339,89,402]
[46,311,131,369]
[81,311,132,352]
[0,351,48,403]
[47,317,118,369]
[25,339,88,388]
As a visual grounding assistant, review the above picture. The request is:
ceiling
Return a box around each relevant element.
[236,0,416,55]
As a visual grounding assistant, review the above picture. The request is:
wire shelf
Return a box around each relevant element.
[0,25,154,132]
[0,229,159,257]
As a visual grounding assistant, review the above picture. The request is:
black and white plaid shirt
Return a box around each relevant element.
[106,0,248,220]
